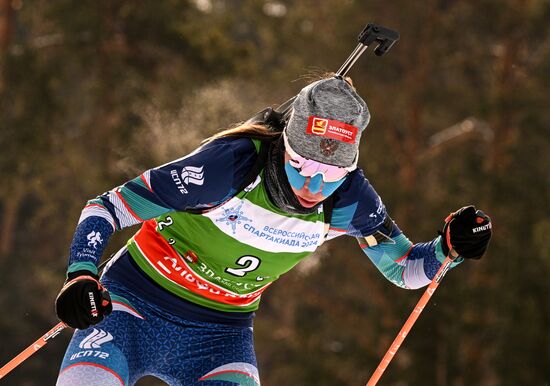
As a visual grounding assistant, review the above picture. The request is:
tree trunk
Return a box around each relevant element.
[0,0,14,92]
[485,37,521,174]
[0,0,14,53]
[0,178,24,257]
[0,0,17,258]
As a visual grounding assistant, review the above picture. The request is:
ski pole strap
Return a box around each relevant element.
[0,322,67,379]
[357,215,394,247]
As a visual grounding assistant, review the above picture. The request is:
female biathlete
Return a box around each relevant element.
[54,77,492,386]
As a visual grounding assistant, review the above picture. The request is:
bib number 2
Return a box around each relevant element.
[225,256,261,277]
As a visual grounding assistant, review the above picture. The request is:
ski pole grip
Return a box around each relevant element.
[358,23,400,56]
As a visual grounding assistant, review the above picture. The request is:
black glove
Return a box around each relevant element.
[440,205,492,259]
[55,270,112,329]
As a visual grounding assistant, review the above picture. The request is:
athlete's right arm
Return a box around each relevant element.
[56,137,258,328]
[66,137,259,275]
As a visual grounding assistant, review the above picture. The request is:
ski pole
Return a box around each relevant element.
[366,254,456,386]
[0,255,114,380]
[0,321,68,380]
[278,23,399,117]
[245,23,399,127]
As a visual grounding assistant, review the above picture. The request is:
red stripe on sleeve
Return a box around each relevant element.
[115,190,145,222]
[395,246,413,263]
[140,174,153,192]
[329,227,347,233]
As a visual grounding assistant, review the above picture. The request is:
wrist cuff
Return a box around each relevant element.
[66,269,99,281]
[67,262,98,277]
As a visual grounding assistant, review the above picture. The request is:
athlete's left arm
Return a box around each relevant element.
[330,170,461,289]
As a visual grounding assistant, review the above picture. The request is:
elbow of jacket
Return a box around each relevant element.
[388,279,414,290]
[404,282,424,290]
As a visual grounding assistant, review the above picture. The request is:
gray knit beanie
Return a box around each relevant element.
[284,77,370,167]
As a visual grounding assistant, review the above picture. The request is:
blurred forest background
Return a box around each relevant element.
[0,0,549,385]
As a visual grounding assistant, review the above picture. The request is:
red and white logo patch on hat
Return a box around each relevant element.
[306,116,358,144]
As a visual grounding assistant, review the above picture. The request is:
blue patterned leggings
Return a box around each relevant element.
[55,281,259,386]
